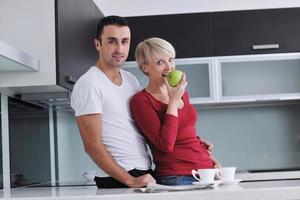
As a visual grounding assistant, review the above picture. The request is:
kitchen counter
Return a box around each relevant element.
[1,179,300,200]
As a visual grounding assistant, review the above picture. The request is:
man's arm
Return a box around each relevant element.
[76,114,156,187]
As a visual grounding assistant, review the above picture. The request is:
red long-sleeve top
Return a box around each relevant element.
[130,90,213,177]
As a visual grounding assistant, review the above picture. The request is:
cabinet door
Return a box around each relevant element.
[56,0,103,90]
[123,58,213,104]
[175,59,212,103]
[218,54,300,100]
[126,13,213,60]
[214,8,300,56]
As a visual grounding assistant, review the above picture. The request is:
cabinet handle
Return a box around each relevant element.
[65,75,77,84]
[252,44,279,50]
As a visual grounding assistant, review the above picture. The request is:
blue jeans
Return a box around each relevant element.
[157,175,197,185]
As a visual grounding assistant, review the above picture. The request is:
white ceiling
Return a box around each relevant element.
[93,0,300,17]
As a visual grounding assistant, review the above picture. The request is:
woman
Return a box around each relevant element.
[130,37,220,185]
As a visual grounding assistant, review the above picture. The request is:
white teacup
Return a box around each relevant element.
[191,168,217,183]
[219,167,236,182]
[83,171,96,182]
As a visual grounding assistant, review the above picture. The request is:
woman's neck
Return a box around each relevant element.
[145,82,169,104]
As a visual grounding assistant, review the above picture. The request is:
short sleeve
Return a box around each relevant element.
[71,77,104,116]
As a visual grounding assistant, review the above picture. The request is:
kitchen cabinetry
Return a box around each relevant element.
[124,52,300,105]
[0,0,102,92]
[124,7,300,105]
[127,7,300,60]
[126,13,214,60]
[213,7,300,56]
[56,0,102,90]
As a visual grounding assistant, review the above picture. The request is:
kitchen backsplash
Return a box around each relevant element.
[1,94,300,185]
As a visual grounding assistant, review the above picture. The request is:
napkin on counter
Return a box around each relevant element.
[135,181,221,193]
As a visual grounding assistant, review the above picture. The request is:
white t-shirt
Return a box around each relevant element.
[71,66,151,176]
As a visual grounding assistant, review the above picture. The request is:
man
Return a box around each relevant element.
[71,16,156,188]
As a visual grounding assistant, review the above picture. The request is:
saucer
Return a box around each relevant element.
[219,179,242,185]
[192,181,214,186]
[192,180,222,187]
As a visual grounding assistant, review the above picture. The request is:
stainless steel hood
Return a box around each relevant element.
[18,92,72,111]
[0,41,40,72]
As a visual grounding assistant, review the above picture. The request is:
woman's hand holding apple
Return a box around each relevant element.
[166,72,187,108]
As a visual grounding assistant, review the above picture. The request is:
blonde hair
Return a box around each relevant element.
[135,37,176,75]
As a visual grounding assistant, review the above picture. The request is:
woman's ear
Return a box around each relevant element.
[141,64,148,74]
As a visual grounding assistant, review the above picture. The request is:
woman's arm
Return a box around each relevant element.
[131,95,178,153]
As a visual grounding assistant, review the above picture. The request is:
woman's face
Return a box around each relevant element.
[143,53,175,84]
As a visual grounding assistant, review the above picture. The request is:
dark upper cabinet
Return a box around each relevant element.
[56,0,103,90]
[213,8,300,56]
[126,13,214,60]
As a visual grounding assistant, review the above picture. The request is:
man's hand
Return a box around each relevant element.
[126,173,156,188]
[77,114,155,187]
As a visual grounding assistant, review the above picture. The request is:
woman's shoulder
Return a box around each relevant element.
[131,90,154,110]
[132,90,148,101]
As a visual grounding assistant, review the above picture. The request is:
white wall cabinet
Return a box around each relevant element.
[123,57,214,104]
[217,53,300,103]
[124,52,300,105]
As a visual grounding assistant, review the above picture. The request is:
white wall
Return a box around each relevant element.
[0,0,56,87]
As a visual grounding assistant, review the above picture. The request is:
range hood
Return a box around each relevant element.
[0,41,40,72]
[18,92,72,111]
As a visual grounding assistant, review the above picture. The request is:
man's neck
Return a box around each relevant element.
[96,60,122,86]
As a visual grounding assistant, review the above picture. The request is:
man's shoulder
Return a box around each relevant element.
[121,69,137,80]
[121,69,141,90]
[75,67,103,85]
[79,66,100,79]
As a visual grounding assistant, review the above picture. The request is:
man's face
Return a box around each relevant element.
[96,25,130,68]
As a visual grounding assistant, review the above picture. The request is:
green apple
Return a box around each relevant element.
[167,69,183,87]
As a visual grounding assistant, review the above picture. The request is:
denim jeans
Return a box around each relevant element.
[157,175,197,185]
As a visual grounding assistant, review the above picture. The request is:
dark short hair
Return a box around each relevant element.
[96,15,129,42]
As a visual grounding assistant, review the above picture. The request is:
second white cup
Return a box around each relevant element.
[219,167,236,182]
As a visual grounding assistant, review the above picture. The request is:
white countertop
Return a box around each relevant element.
[1,180,300,200]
